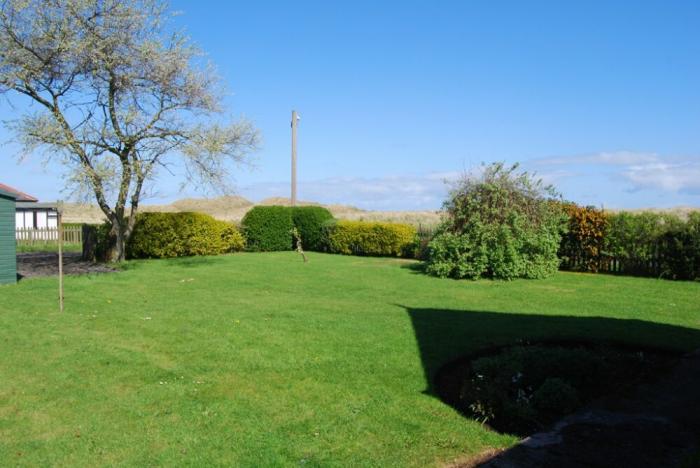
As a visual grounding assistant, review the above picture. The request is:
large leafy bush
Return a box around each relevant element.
[324,220,417,257]
[127,212,244,259]
[241,206,294,251]
[426,163,566,280]
[291,206,334,251]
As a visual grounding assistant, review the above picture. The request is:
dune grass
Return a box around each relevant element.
[0,252,699,466]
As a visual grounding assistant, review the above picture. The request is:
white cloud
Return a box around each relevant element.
[534,151,658,166]
[532,151,700,194]
[624,161,700,193]
[238,153,700,211]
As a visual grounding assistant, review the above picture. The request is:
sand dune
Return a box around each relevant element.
[61,196,444,226]
[61,196,698,227]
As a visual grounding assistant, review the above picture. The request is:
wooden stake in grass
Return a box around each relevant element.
[58,202,64,312]
[291,228,307,263]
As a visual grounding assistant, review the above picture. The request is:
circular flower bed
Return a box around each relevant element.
[436,342,677,436]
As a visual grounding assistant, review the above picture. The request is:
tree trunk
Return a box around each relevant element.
[105,219,129,262]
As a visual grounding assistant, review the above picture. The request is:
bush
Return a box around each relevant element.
[323,220,417,257]
[558,203,608,272]
[291,206,334,251]
[241,206,294,251]
[126,212,245,259]
[426,163,566,280]
[556,206,700,280]
[656,212,700,281]
[605,211,671,275]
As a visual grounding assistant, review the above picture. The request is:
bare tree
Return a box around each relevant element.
[0,0,260,260]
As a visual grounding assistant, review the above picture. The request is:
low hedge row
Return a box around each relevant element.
[559,205,700,280]
[127,212,245,259]
[241,206,334,252]
[323,220,417,257]
[85,208,420,261]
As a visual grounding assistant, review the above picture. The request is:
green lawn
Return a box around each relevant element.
[17,243,82,253]
[1,252,699,466]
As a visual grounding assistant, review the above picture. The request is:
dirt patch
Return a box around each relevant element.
[17,253,117,278]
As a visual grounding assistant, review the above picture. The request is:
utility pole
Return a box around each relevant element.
[291,110,299,206]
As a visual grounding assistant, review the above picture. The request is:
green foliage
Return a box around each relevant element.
[557,206,700,280]
[126,212,244,259]
[291,206,334,251]
[605,211,671,274]
[323,220,417,257]
[426,163,566,280]
[460,344,662,435]
[655,212,700,281]
[241,206,294,251]
[531,378,580,419]
[558,203,608,272]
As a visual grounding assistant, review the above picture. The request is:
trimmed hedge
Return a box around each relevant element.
[242,205,336,252]
[323,220,417,257]
[241,206,294,251]
[558,206,700,280]
[292,206,334,251]
[127,212,245,259]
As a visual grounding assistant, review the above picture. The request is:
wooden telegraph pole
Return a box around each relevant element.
[291,110,299,206]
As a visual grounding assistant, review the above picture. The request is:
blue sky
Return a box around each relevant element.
[2,0,699,210]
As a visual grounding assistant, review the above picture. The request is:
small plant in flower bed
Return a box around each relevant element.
[452,343,674,436]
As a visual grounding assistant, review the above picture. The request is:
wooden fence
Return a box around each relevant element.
[558,241,672,277]
[16,226,83,245]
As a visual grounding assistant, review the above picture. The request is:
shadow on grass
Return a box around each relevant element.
[119,255,229,270]
[403,309,700,464]
[399,262,427,274]
[402,306,700,396]
[164,255,228,268]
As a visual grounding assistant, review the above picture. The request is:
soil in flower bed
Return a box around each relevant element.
[17,253,117,278]
[435,341,679,437]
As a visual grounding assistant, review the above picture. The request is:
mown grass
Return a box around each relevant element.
[0,252,699,466]
[17,243,82,253]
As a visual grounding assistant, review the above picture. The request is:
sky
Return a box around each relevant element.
[1,0,699,210]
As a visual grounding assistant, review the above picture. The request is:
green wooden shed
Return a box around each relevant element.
[0,188,17,285]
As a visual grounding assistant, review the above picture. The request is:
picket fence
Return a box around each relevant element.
[15,226,83,245]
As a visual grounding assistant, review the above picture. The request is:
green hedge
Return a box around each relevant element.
[241,206,294,251]
[127,212,245,259]
[292,206,334,251]
[558,207,700,280]
[323,220,417,257]
[242,205,336,252]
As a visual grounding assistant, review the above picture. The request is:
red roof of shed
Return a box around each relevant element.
[0,183,38,202]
